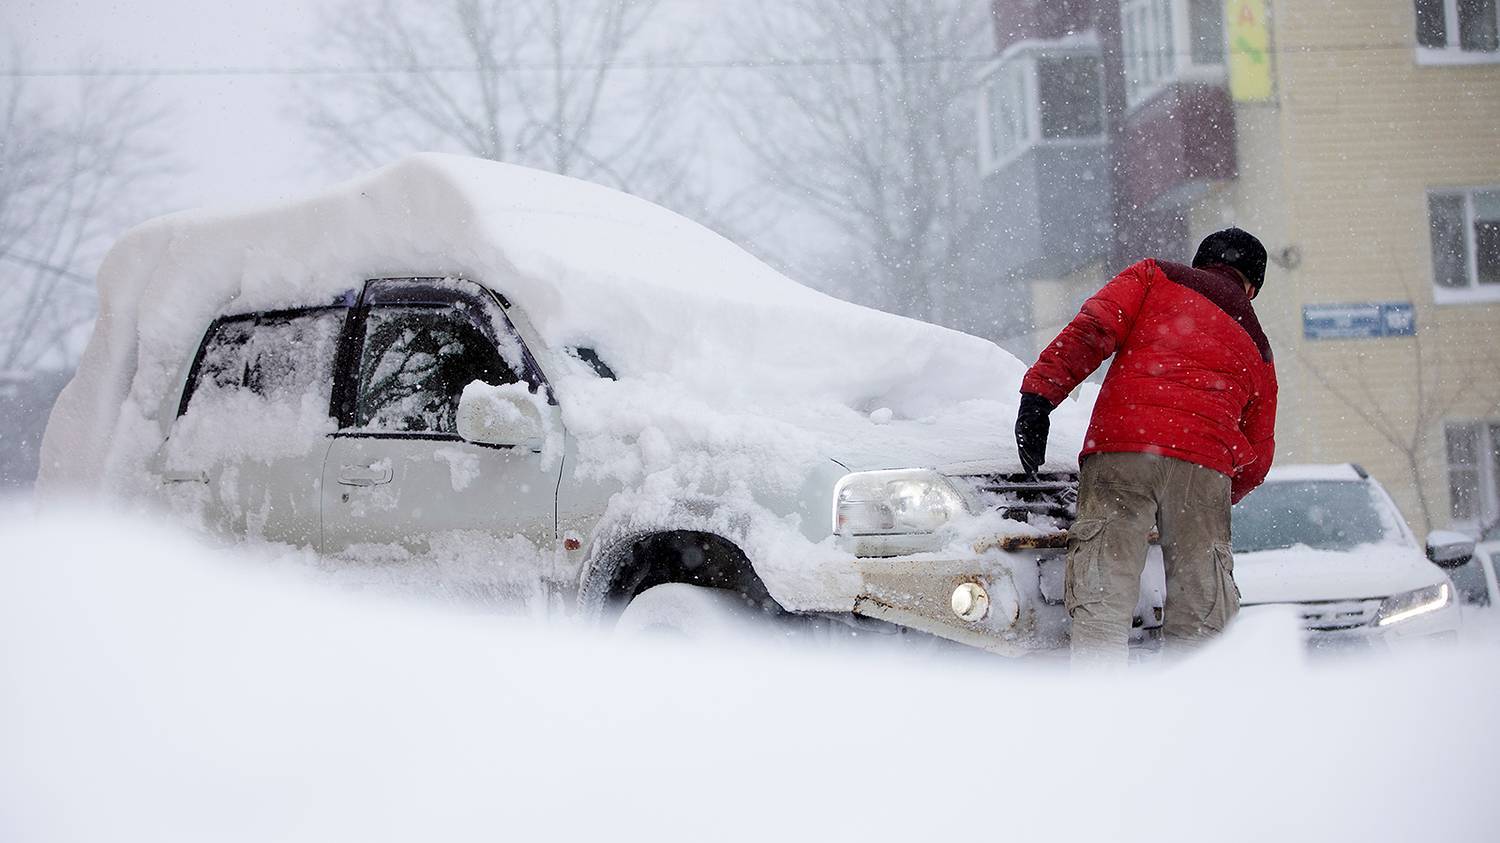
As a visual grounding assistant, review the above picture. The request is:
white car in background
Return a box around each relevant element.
[1231,464,1464,649]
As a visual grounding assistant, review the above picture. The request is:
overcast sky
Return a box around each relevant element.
[5,0,847,319]
[6,0,347,210]
[7,0,727,211]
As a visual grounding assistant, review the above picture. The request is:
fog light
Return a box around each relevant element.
[951,582,990,622]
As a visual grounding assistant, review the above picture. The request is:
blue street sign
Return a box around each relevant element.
[1379,302,1416,336]
[1303,302,1416,340]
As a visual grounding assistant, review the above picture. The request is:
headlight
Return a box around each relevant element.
[951,582,990,622]
[833,469,967,535]
[1375,583,1452,627]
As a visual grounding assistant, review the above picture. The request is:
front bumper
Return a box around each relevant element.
[1249,597,1463,652]
[851,551,1066,656]
[844,532,1166,657]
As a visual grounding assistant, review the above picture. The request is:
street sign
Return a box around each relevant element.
[1302,302,1416,340]
[1227,0,1274,102]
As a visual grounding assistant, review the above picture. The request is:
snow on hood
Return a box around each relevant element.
[40,153,1090,498]
[1235,542,1447,605]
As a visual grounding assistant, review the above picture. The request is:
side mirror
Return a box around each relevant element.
[1426,529,1476,569]
[456,381,544,447]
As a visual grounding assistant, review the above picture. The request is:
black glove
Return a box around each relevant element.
[1015,392,1054,476]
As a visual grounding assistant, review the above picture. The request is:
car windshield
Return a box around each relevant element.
[1232,480,1396,554]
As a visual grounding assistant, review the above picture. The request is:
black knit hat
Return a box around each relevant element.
[1193,227,1267,290]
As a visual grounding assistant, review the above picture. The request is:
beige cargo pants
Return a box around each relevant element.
[1066,452,1240,667]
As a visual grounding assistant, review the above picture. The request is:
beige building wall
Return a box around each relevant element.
[1183,0,1500,535]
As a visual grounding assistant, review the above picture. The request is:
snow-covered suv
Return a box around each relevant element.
[41,154,1168,654]
[1232,464,1464,649]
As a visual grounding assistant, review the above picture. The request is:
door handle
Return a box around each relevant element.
[161,469,208,484]
[338,463,393,487]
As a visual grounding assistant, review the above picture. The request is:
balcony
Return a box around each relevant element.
[1117,0,1236,211]
[974,38,1113,280]
[1118,80,1236,212]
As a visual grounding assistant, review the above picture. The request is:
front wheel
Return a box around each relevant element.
[613,583,759,640]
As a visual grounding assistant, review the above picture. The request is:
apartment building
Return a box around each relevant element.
[974,0,1500,536]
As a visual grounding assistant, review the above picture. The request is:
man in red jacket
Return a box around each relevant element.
[1016,228,1277,665]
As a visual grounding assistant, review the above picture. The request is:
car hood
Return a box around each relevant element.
[827,427,1081,476]
[822,393,1096,476]
[1235,543,1446,604]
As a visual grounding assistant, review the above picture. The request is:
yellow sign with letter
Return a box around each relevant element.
[1226,0,1274,101]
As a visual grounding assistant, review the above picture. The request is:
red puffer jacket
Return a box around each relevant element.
[1021,259,1278,503]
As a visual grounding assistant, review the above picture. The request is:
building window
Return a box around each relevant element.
[1188,0,1226,64]
[979,48,1104,173]
[1122,0,1172,104]
[1428,187,1500,303]
[1415,0,1500,62]
[1121,0,1227,108]
[985,61,1030,164]
[1447,421,1500,529]
[1037,55,1105,139]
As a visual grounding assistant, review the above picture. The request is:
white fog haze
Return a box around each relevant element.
[4,501,1496,842]
[2,1,1498,839]
[5,0,326,205]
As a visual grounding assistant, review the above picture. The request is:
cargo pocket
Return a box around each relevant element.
[1204,542,1240,632]
[1187,466,1231,514]
[1064,518,1109,615]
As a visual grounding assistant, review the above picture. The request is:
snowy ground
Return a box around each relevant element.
[2,502,1496,842]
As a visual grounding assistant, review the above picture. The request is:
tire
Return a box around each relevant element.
[613,583,757,640]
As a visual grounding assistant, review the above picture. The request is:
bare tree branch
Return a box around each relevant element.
[0,56,173,373]
[1291,263,1500,533]
[297,0,698,211]
[718,0,985,322]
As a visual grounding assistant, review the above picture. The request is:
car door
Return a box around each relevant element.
[1449,551,1494,610]
[156,304,348,545]
[320,278,562,601]
[1477,543,1500,610]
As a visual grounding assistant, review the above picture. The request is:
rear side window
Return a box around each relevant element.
[179,308,347,416]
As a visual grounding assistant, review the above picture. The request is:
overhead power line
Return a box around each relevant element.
[0,41,1435,79]
[0,253,94,287]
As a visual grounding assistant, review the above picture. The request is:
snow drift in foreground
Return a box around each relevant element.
[3,504,1496,843]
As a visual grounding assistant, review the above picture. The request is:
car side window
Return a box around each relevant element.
[180,308,346,416]
[193,319,254,398]
[353,304,519,434]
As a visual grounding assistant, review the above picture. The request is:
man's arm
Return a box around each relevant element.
[1020,260,1156,404]
[1231,366,1278,504]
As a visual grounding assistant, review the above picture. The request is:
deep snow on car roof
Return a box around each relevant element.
[40,154,1088,492]
[1263,464,1366,483]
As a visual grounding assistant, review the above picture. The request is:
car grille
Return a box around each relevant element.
[952,471,1078,531]
[1283,598,1382,631]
